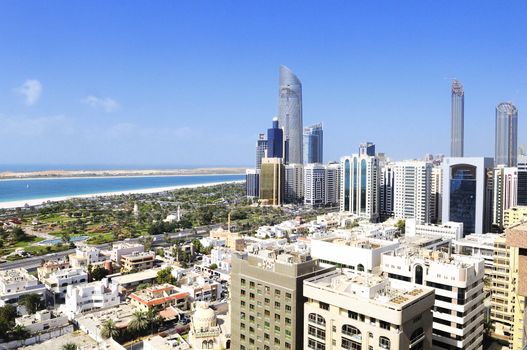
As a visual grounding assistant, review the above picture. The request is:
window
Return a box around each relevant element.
[241,278,246,286]
[348,311,358,320]
[319,302,329,310]
[285,305,292,313]
[308,325,326,340]
[342,324,361,339]
[379,336,391,349]
[275,301,281,309]
[341,337,361,350]
[380,321,390,330]
[308,313,326,326]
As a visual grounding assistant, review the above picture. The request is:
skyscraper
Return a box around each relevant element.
[303,123,323,164]
[340,152,380,222]
[380,163,395,220]
[284,163,304,202]
[517,155,527,205]
[495,102,518,167]
[492,165,518,230]
[303,163,326,207]
[267,117,283,158]
[359,142,376,157]
[451,80,464,157]
[259,157,285,206]
[255,133,268,170]
[245,169,260,198]
[393,161,432,225]
[278,65,303,164]
[442,157,494,235]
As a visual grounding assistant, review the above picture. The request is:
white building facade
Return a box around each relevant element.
[393,161,431,225]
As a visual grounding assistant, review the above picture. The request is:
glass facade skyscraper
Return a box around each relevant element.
[278,65,303,164]
[449,164,477,234]
[495,102,518,167]
[267,117,283,158]
[303,123,323,164]
[451,80,464,157]
[255,133,268,170]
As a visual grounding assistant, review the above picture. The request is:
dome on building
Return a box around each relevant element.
[192,302,217,329]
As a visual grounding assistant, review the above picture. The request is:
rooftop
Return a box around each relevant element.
[386,247,480,268]
[130,284,189,306]
[305,270,433,310]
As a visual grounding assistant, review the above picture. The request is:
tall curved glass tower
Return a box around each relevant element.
[278,65,303,164]
[451,80,464,157]
[495,102,518,166]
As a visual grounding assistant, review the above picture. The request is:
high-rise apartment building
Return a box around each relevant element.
[380,163,395,221]
[284,163,304,202]
[430,166,443,223]
[504,206,527,228]
[256,133,268,170]
[451,80,464,157]
[245,169,260,198]
[278,65,303,165]
[393,161,431,225]
[441,157,494,235]
[382,248,486,350]
[492,166,518,230]
[495,102,518,167]
[359,142,376,157]
[230,249,334,350]
[304,163,326,207]
[517,155,527,205]
[268,117,284,159]
[303,270,435,350]
[325,162,340,206]
[340,152,380,222]
[304,123,323,164]
[260,157,285,206]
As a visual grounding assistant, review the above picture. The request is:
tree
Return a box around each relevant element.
[62,343,78,350]
[208,263,218,270]
[61,231,71,244]
[11,227,28,242]
[100,319,119,339]
[128,311,148,333]
[90,266,109,281]
[0,305,17,339]
[156,267,176,284]
[18,293,41,314]
[395,219,406,235]
[141,234,154,251]
[10,324,30,341]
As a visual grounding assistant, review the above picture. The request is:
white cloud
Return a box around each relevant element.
[14,79,42,106]
[81,95,120,112]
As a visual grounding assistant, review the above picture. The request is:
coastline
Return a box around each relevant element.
[0,167,247,180]
[0,180,245,210]
[0,173,246,182]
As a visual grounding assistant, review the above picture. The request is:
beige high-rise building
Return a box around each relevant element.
[490,234,515,342]
[303,270,435,350]
[493,166,518,230]
[503,206,527,228]
[505,224,527,350]
[260,157,285,206]
[230,249,334,350]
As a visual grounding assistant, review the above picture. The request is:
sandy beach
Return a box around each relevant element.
[0,180,244,209]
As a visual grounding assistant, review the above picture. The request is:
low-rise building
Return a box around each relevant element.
[144,334,191,350]
[129,284,189,312]
[202,247,231,272]
[63,278,120,319]
[41,267,88,300]
[110,242,145,264]
[69,246,105,269]
[15,309,71,339]
[0,268,46,306]
[120,251,155,273]
[405,219,463,240]
[37,259,70,281]
[177,273,222,302]
[112,268,162,294]
[304,270,435,350]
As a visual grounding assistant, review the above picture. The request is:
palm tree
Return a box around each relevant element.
[61,343,77,350]
[100,319,119,339]
[128,311,148,333]
[18,293,41,314]
[146,308,161,334]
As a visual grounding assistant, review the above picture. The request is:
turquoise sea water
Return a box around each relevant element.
[0,174,245,203]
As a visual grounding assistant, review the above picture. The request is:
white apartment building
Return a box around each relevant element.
[177,273,222,302]
[42,267,88,300]
[493,165,518,230]
[304,163,326,207]
[110,242,144,265]
[15,309,71,336]
[340,153,380,222]
[326,162,340,206]
[310,232,400,273]
[453,233,501,279]
[393,161,431,225]
[285,163,304,202]
[381,248,485,350]
[202,247,232,272]
[0,268,47,306]
[304,270,435,350]
[405,219,463,240]
[69,246,104,268]
[63,277,120,319]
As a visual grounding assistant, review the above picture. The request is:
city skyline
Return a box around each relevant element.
[1,1,526,168]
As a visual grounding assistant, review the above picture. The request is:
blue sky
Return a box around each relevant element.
[0,1,526,169]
